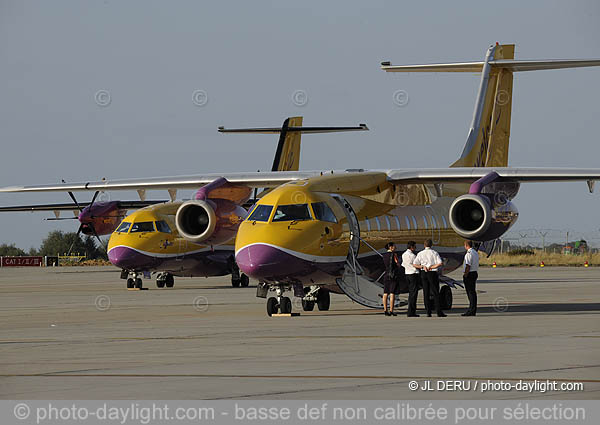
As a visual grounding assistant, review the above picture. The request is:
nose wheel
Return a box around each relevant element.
[266,286,292,316]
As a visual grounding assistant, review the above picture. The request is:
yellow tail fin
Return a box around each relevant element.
[451,44,514,167]
[272,117,302,171]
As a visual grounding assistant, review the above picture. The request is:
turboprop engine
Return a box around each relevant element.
[175,199,247,245]
[448,193,518,241]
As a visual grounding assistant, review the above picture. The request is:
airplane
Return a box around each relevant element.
[231,43,600,315]
[2,44,599,315]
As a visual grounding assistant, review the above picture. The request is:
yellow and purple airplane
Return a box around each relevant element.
[2,44,600,315]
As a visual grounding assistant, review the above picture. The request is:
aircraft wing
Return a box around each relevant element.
[0,200,167,212]
[0,171,321,194]
[386,167,600,190]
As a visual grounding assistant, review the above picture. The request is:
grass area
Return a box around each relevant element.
[481,252,597,267]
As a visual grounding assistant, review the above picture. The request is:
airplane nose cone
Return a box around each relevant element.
[108,246,157,270]
[236,244,310,280]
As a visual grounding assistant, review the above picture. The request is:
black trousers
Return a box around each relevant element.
[406,274,419,316]
[421,270,442,315]
[464,271,478,314]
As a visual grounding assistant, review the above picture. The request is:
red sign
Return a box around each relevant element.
[1,256,43,267]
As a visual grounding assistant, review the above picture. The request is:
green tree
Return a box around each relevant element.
[0,243,26,256]
[38,231,106,259]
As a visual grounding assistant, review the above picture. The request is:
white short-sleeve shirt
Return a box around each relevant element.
[413,247,443,271]
[463,248,479,272]
[402,249,418,275]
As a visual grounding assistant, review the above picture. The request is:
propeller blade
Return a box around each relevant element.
[88,222,107,252]
[67,224,83,256]
[62,179,82,212]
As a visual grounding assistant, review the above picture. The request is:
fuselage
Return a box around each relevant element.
[107,202,235,277]
[234,172,474,288]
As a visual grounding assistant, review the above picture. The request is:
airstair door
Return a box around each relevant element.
[331,195,397,309]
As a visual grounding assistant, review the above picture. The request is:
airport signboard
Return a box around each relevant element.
[0,256,43,267]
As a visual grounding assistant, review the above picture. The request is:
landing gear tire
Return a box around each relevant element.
[302,299,315,311]
[240,274,250,287]
[135,278,143,289]
[126,278,134,289]
[165,274,174,288]
[156,279,165,288]
[317,289,330,311]
[439,285,453,310]
[231,278,240,288]
[280,297,292,314]
[267,297,278,316]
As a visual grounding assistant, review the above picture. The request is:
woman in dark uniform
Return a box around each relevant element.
[382,242,400,316]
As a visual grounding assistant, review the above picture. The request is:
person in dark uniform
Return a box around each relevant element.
[413,239,446,317]
[382,242,399,316]
[462,240,480,316]
[401,241,420,317]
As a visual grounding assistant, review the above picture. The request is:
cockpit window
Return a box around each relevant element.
[247,204,273,222]
[130,222,155,233]
[155,220,171,233]
[272,204,312,222]
[311,202,337,223]
[115,221,131,233]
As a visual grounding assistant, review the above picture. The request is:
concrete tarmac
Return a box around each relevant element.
[0,266,598,399]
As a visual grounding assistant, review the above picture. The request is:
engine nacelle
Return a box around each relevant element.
[79,201,127,236]
[175,199,247,245]
[448,194,518,241]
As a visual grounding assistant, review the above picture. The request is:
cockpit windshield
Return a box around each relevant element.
[130,222,155,233]
[311,202,337,223]
[155,220,171,233]
[115,221,131,233]
[272,204,312,222]
[247,205,273,222]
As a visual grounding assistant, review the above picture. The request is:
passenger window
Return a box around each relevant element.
[311,202,337,223]
[374,217,381,231]
[115,221,131,233]
[405,216,411,230]
[441,215,448,228]
[155,220,171,233]
[272,204,312,222]
[412,216,418,230]
[423,216,428,229]
[364,218,371,232]
[384,216,391,231]
[130,222,155,233]
[394,216,401,230]
[248,204,273,222]
[431,215,437,229]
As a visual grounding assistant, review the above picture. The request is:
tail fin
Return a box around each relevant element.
[381,44,600,168]
[272,117,303,171]
[218,118,369,171]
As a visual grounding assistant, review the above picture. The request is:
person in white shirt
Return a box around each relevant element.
[401,241,420,317]
[413,239,446,317]
[462,240,480,316]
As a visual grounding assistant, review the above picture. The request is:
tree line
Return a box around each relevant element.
[0,231,107,260]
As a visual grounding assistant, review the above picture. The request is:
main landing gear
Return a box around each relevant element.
[156,272,175,289]
[265,285,330,316]
[231,273,249,288]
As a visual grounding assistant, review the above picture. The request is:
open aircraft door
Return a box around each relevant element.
[331,195,403,309]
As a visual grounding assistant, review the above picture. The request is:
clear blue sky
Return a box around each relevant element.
[1,0,599,249]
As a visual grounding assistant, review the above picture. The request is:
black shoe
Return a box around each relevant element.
[437,312,447,317]
[407,314,420,317]
[461,312,470,316]
[390,312,397,316]
[427,312,432,317]
[384,311,391,316]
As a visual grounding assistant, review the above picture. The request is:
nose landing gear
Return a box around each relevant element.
[266,285,292,316]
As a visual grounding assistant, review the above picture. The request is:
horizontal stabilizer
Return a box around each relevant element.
[381,59,600,73]
[218,124,368,134]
